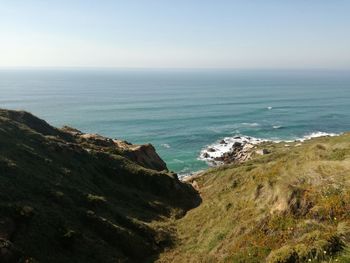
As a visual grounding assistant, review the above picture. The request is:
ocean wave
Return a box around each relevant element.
[161,143,171,148]
[241,122,260,127]
[273,125,283,129]
[171,159,184,164]
[299,131,338,141]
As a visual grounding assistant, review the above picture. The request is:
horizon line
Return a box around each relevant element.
[1,66,350,71]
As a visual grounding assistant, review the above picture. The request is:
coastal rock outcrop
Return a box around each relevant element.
[61,127,167,171]
[114,140,167,172]
[200,136,264,166]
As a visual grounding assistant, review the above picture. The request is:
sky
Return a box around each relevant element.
[1,0,350,69]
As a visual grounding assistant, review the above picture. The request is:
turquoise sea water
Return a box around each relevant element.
[1,69,350,174]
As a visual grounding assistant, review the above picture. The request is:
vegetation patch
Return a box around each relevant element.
[158,133,350,262]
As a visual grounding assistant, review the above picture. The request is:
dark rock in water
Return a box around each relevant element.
[207,148,216,152]
[233,142,242,147]
[234,136,241,139]
[203,152,210,158]
[220,140,226,144]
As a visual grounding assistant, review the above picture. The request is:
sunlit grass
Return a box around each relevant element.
[158,133,350,262]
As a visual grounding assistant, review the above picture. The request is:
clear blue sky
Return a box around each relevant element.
[1,0,350,69]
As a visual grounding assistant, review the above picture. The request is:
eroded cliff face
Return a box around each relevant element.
[114,141,168,172]
[0,109,199,263]
[61,127,168,172]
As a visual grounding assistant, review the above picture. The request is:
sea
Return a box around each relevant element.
[1,69,350,175]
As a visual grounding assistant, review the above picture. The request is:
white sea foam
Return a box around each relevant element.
[161,143,171,148]
[241,122,260,127]
[267,106,273,110]
[299,131,338,141]
[282,131,339,143]
[273,125,283,129]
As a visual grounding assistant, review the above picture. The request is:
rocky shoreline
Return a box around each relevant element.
[199,136,269,166]
[199,132,338,168]
[184,136,270,186]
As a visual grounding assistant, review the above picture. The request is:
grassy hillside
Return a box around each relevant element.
[0,109,199,263]
[158,134,350,262]
[2,109,350,263]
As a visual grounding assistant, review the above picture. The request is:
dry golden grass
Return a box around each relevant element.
[157,133,350,263]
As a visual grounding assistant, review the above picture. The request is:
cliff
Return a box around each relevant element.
[0,109,199,263]
[60,127,168,172]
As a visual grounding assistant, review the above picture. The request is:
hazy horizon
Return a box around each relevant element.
[1,1,350,69]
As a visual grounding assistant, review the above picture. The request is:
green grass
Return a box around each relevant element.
[158,133,350,263]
